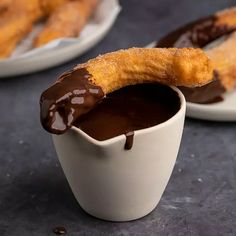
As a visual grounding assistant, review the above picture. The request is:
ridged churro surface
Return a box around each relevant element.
[76,48,213,93]
[0,0,98,58]
[156,7,236,92]
[40,47,213,134]
[206,32,236,91]
[34,0,98,47]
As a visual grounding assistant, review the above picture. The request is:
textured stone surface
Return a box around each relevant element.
[0,0,236,235]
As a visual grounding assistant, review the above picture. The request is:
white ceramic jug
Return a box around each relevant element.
[53,86,186,221]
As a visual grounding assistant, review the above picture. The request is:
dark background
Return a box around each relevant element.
[1,0,236,235]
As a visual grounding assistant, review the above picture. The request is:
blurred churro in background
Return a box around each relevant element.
[34,0,99,47]
[0,15,33,58]
[0,0,99,58]
[40,0,70,16]
[0,0,42,58]
[206,32,236,91]
[0,0,11,13]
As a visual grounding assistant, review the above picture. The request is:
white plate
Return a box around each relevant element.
[186,91,236,121]
[147,42,236,121]
[0,0,121,78]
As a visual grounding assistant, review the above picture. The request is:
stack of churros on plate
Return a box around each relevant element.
[0,0,99,58]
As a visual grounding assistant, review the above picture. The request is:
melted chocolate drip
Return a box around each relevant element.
[156,14,236,104]
[179,71,225,104]
[40,68,104,134]
[179,79,225,104]
[53,226,67,235]
[74,83,180,149]
[125,131,134,150]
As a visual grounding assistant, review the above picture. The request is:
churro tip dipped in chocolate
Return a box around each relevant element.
[156,6,236,103]
[157,7,236,49]
[40,47,213,134]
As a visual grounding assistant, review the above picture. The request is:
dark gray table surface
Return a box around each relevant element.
[1,0,236,235]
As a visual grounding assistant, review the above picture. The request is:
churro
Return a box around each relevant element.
[40,48,213,134]
[34,0,99,47]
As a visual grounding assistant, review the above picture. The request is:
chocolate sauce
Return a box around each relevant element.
[124,131,134,150]
[40,68,104,134]
[179,78,225,104]
[74,83,180,149]
[156,14,236,104]
[53,226,67,235]
[156,16,236,48]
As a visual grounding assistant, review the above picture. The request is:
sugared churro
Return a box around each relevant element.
[156,7,236,103]
[40,0,69,16]
[34,0,99,47]
[0,14,34,58]
[206,32,236,91]
[0,0,11,13]
[40,47,213,134]
[0,0,42,58]
[0,0,98,58]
